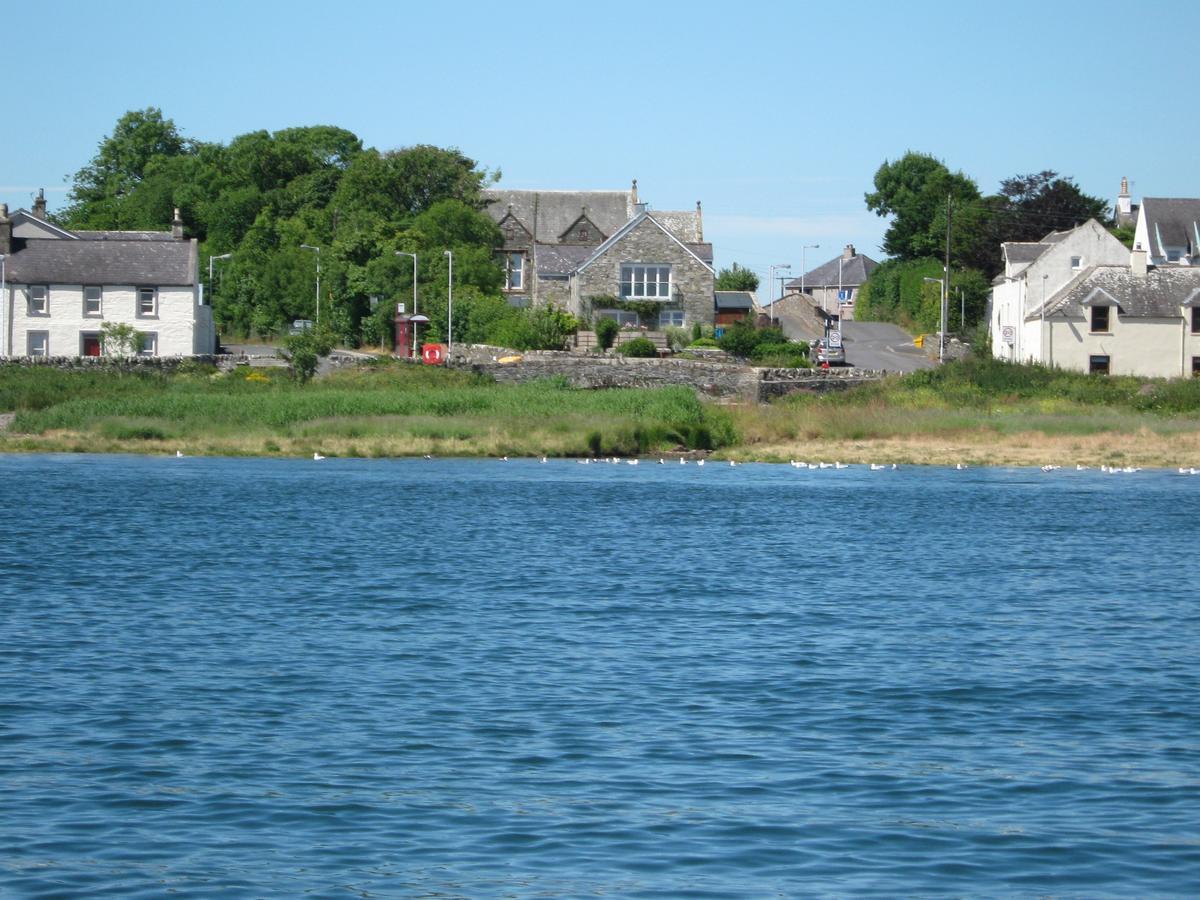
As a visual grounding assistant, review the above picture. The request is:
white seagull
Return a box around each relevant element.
[313,452,325,461]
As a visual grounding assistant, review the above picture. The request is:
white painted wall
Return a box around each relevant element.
[1047,313,1200,378]
[5,283,201,357]
[991,221,1130,363]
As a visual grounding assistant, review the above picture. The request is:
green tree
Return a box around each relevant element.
[99,322,142,358]
[715,263,760,291]
[63,108,193,229]
[865,151,980,260]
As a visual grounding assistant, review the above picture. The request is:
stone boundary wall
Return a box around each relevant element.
[0,350,363,374]
[447,345,885,402]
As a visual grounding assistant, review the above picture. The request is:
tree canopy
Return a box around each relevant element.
[60,109,511,346]
[715,263,760,292]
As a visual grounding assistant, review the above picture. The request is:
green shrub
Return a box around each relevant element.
[751,341,811,367]
[595,317,620,351]
[616,337,658,358]
[688,337,720,349]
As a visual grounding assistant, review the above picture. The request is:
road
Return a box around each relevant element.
[837,321,934,373]
[771,306,933,374]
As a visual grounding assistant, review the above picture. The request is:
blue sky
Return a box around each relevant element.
[4,0,1195,293]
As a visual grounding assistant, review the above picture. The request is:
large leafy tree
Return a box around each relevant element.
[865,151,980,260]
[956,171,1111,276]
[715,263,759,291]
[62,107,194,229]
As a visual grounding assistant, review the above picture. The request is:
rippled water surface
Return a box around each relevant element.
[1,454,1197,896]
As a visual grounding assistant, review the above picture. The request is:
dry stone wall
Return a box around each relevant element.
[447,345,885,402]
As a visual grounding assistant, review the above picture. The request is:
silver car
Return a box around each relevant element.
[813,338,846,366]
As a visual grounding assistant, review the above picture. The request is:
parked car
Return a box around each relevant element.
[813,338,847,366]
[289,319,314,335]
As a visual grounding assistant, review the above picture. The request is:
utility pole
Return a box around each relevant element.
[942,193,952,363]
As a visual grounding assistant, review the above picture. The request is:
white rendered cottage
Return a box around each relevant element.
[0,197,213,358]
[989,219,1130,364]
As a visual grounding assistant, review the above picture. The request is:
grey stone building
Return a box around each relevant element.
[785,245,879,321]
[482,181,715,328]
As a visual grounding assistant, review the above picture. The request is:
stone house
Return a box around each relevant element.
[0,194,212,357]
[482,181,715,328]
[785,245,879,321]
[989,219,1130,364]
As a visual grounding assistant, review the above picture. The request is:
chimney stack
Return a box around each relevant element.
[32,188,47,221]
[695,200,703,241]
[843,244,856,260]
[631,178,638,206]
[1131,242,1148,276]
[172,208,184,240]
[1116,176,1133,226]
[0,203,11,255]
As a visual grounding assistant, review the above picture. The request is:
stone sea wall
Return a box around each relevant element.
[447,345,885,402]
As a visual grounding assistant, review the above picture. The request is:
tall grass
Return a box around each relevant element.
[1,362,735,456]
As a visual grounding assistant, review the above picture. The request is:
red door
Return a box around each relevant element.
[82,335,101,357]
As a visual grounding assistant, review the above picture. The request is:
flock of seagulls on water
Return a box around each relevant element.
[173,449,1197,473]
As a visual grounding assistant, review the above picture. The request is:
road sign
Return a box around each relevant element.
[1002,326,1015,345]
[827,330,842,348]
[422,343,446,365]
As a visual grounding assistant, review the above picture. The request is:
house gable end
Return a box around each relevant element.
[577,213,714,275]
[10,210,77,240]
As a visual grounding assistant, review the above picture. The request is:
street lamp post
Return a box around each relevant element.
[208,253,232,307]
[0,253,6,357]
[444,250,453,351]
[800,244,820,296]
[395,251,418,359]
[924,276,947,363]
[300,244,321,327]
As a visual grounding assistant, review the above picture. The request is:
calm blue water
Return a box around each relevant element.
[0,454,1197,897]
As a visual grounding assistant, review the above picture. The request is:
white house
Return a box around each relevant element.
[0,197,213,358]
[990,219,1130,363]
[1132,196,1200,267]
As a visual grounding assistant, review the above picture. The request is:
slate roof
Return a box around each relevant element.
[1140,197,1200,256]
[654,210,703,243]
[483,189,634,243]
[534,243,593,276]
[687,242,713,264]
[785,252,879,290]
[75,230,177,242]
[1003,242,1050,264]
[1038,265,1200,320]
[6,237,196,286]
[714,291,754,311]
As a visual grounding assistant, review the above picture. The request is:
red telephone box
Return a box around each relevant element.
[394,316,411,359]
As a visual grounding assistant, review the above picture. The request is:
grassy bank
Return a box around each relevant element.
[2,357,1199,467]
[729,358,1200,467]
[0,361,734,458]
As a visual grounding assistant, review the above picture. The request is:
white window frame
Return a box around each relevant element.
[27,331,49,358]
[658,309,685,328]
[1070,256,1083,270]
[84,285,103,317]
[137,287,158,317]
[29,285,49,316]
[597,309,640,327]
[620,264,672,300]
[138,332,158,357]
[506,252,524,291]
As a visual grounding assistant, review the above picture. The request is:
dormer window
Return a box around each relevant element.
[1167,249,1182,262]
[1090,305,1110,333]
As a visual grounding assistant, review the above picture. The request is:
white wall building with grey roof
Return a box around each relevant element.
[990,219,1128,363]
[0,203,211,358]
[1133,197,1200,267]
